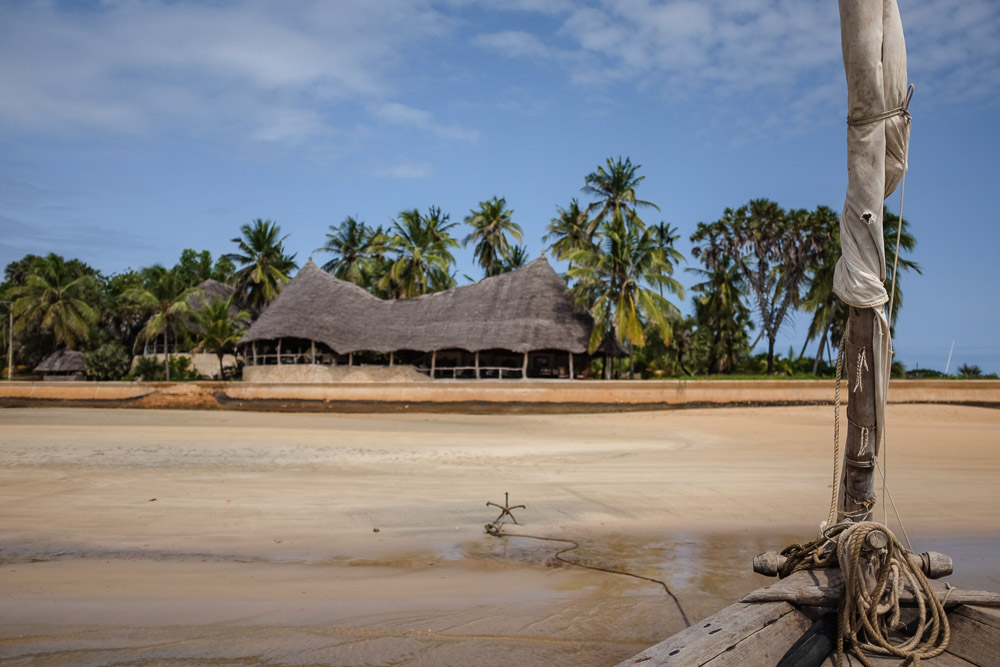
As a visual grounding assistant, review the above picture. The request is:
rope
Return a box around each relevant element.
[847,84,914,127]
[489,527,691,627]
[835,522,949,667]
[827,325,850,530]
[779,522,949,667]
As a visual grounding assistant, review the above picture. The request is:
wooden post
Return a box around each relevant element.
[522,351,528,380]
[475,351,480,379]
[569,352,574,380]
[348,352,353,366]
[277,338,282,365]
[311,341,316,364]
[252,341,257,366]
[389,351,394,367]
[431,350,437,379]
[839,306,879,522]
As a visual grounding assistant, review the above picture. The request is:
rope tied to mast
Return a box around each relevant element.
[847,84,914,126]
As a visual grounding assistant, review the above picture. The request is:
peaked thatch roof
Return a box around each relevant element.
[241,258,615,354]
[35,349,86,373]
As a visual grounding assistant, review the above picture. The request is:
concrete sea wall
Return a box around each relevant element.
[0,379,998,413]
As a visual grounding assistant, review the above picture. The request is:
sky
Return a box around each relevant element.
[1,0,998,373]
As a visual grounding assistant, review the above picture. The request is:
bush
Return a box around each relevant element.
[86,341,131,380]
[128,355,203,381]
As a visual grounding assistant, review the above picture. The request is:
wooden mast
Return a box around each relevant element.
[839,307,879,522]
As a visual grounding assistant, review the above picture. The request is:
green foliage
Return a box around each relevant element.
[129,355,201,381]
[374,207,458,298]
[224,219,298,311]
[958,363,982,378]
[85,341,131,380]
[315,216,379,285]
[190,295,250,380]
[463,196,524,278]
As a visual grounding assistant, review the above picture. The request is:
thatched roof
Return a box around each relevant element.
[35,349,86,373]
[241,258,616,354]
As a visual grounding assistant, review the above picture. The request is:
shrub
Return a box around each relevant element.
[86,341,131,380]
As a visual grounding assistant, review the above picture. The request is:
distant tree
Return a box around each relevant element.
[691,199,828,374]
[582,156,659,236]
[501,245,530,273]
[224,219,298,312]
[689,258,754,374]
[544,200,591,272]
[376,207,458,298]
[958,363,982,378]
[567,215,683,378]
[315,216,377,285]
[85,341,131,380]
[191,295,250,380]
[463,196,523,278]
[124,266,202,381]
[6,254,100,351]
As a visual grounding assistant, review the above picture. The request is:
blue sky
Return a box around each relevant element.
[2,0,998,373]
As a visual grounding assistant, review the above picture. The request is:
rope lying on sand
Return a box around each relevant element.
[488,527,691,628]
[780,521,949,667]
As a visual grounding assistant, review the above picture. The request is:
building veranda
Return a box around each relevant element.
[239,258,619,381]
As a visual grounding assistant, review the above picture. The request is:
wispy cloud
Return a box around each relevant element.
[373,103,479,143]
[373,160,434,180]
[0,1,455,145]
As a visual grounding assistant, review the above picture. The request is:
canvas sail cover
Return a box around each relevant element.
[834,0,910,440]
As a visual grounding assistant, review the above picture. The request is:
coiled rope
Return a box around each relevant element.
[779,521,950,666]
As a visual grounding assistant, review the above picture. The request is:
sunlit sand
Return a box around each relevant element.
[1,405,997,665]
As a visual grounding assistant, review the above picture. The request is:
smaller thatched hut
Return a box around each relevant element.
[34,349,86,381]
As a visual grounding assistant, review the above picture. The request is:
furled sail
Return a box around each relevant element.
[833,0,911,448]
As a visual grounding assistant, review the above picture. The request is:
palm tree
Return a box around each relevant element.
[124,266,202,381]
[224,219,298,312]
[376,207,458,298]
[543,199,591,270]
[882,207,921,329]
[6,254,99,350]
[315,216,376,285]
[501,245,530,273]
[567,215,683,378]
[463,197,523,278]
[191,295,250,380]
[689,258,753,374]
[582,156,659,236]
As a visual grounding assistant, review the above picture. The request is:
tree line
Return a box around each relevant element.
[2,155,937,381]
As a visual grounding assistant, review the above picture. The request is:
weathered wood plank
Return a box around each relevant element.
[614,601,796,666]
[742,571,1000,608]
[701,606,813,666]
[822,650,978,666]
[840,306,878,522]
[945,609,1000,667]
[952,604,1000,630]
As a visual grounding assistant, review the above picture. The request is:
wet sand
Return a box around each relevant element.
[1,405,998,666]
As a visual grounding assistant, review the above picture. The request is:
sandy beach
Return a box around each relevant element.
[1,404,998,666]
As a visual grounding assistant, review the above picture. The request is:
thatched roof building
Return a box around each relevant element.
[34,349,86,379]
[240,258,616,380]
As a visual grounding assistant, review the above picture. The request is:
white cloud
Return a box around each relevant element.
[374,160,434,180]
[0,1,455,144]
[374,102,479,143]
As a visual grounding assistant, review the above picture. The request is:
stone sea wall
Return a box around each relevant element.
[0,378,997,413]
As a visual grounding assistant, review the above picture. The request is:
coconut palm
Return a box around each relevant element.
[501,245,530,273]
[224,219,298,312]
[567,215,683,378]
[689,258,753,374]
[124,266,202,381]
[463,197,523,278]
[582,156,659,236]
[315,216,376,285]
[377,207,458,298]
[6,254,99,351]
[191,295,250,380]
[543,199,592,269]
